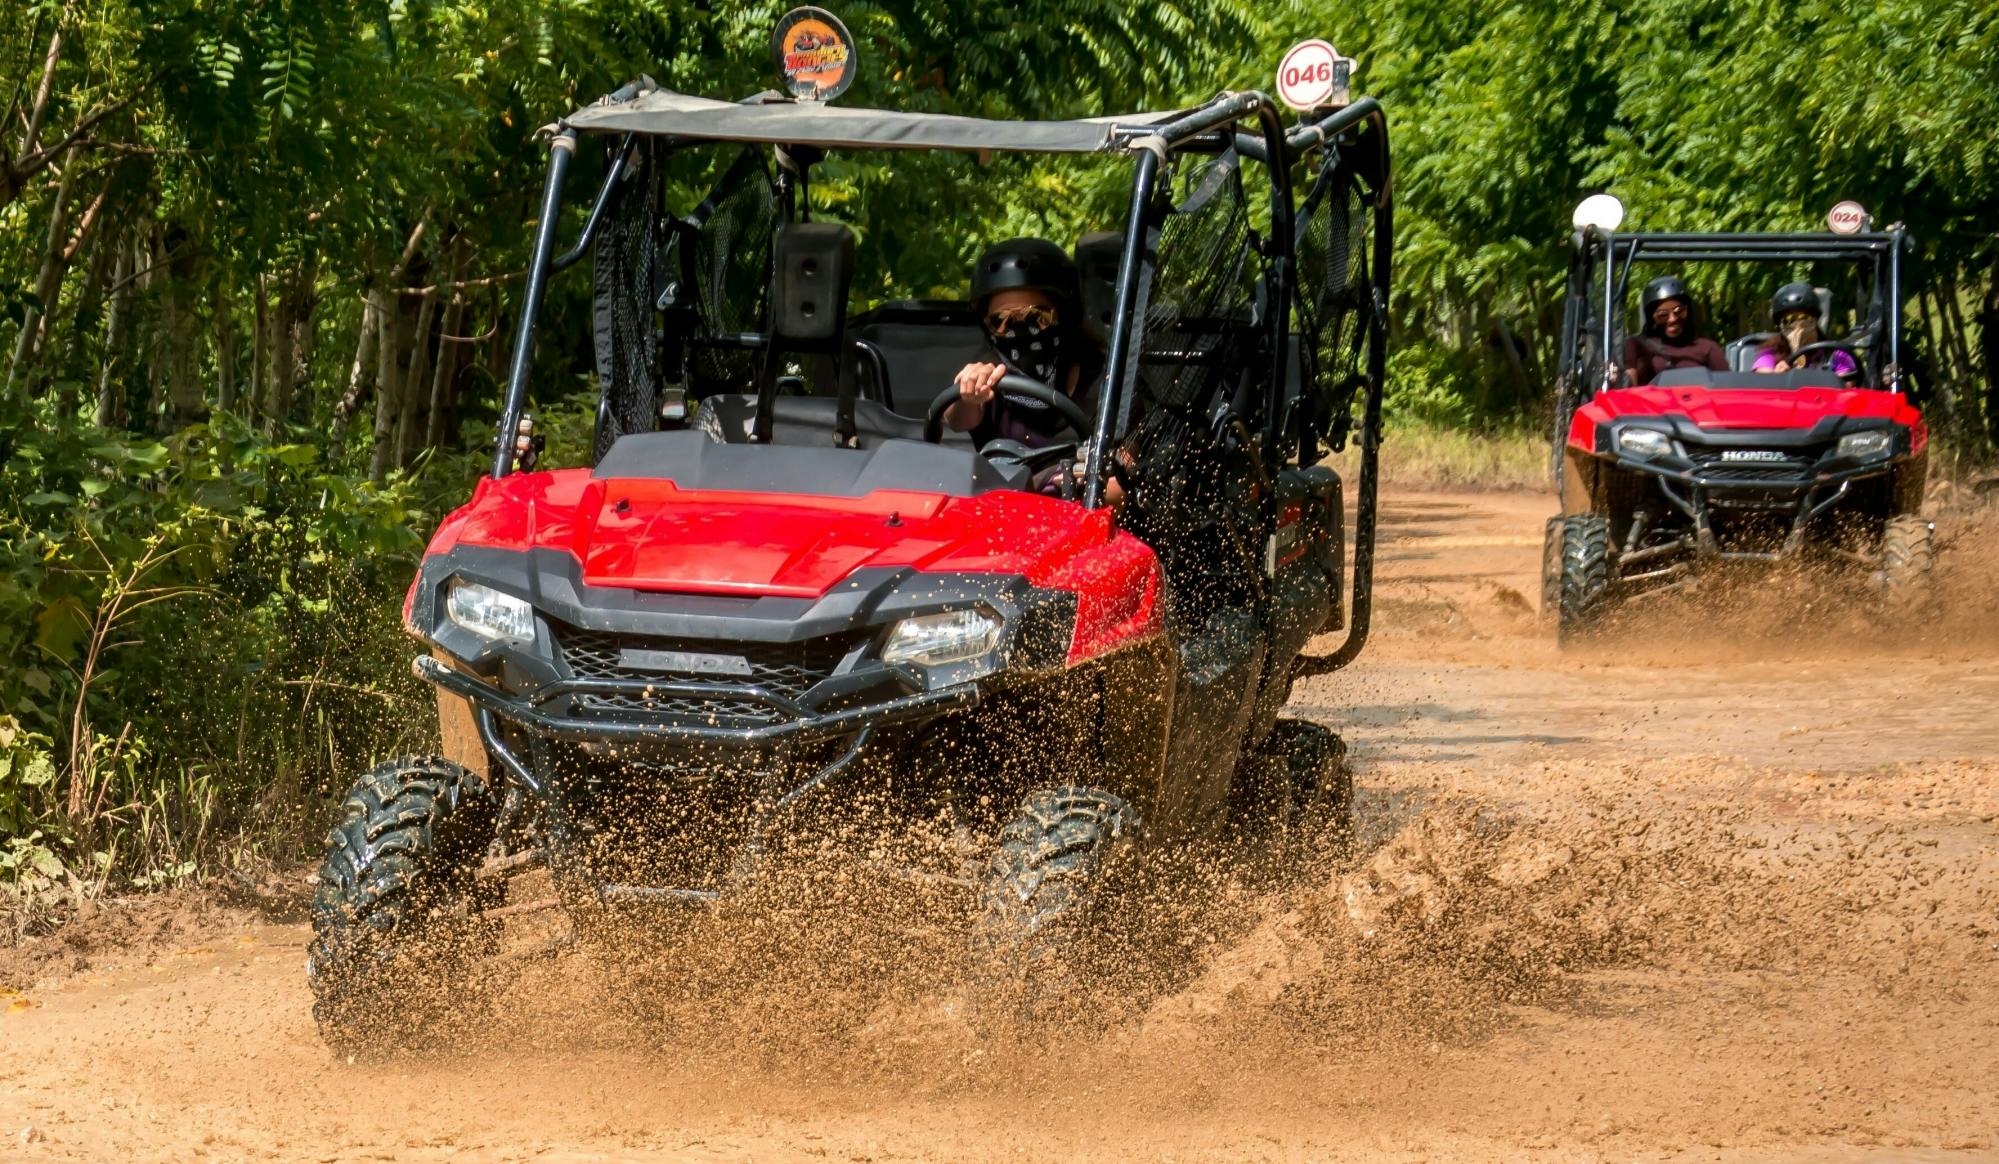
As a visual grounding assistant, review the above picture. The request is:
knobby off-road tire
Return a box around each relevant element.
[1266,718,1354,865]
[975,786,1136,1018]
[1229,718,1354,876]
[1555,513,1613,644]
[307,756,501,1057]
[1879,514,1936,616]
[1540,515,1564,623]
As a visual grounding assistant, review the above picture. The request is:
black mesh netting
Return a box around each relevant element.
[1117,155,1265,626]
[1135,154,1255,416]
[1293,139,1379,454]
[593,141,668,463]
[681,147,778,392]
[591,145,778,463]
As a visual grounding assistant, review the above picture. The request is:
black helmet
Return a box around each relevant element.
[1639,275,1695,336]
[970,238,1078,310]
[1770,282,1820,326]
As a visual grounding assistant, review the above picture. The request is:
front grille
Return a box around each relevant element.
[1685,447,1819,484]
[555,627,859,723]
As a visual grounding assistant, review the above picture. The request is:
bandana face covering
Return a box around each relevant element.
[986,316,1064,386]
[1782,316,1817,351]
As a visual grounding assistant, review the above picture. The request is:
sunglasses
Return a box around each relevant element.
[1780,311,1816,326]
[1652,303,1689,322]
[985,303,1058,333]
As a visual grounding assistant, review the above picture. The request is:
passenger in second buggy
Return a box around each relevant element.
[1622,274,1728,385]
[1753,282,1860,380]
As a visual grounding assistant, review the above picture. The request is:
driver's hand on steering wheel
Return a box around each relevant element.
[945,361,1006,431]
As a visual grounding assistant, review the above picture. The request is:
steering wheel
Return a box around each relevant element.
[923,373,1095,444]
[1786,339,1863,369]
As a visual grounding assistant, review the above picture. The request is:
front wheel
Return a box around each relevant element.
[1539,515,1564,623]
[1878,514,1935,616]
[307,756,501,1057]
[1555,513,1613,644]
[974,786,1135,1016]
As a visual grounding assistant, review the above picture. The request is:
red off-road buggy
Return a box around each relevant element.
[306,74,1394,1048]
[1545,214,1930,640]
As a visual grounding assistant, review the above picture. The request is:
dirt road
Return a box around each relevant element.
[5,489,1997,1163]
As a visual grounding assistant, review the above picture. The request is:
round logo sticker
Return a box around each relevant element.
[1826,200,1869,235]
[771,7,856,102]
[1276,39,1349,111]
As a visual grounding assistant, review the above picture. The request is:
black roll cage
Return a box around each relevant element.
[487,88,1392,673]
[1558,227,1912,397]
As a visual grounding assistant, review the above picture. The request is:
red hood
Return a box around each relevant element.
[1569,385,1925,451]
[427,470,1136,599]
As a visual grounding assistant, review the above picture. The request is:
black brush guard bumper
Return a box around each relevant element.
[1611,456,1891,562]
[414,654,982,903]
[415,653,978,751]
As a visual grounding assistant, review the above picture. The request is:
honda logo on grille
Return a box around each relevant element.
[1719,449,1788,462]
[619,647,754,676]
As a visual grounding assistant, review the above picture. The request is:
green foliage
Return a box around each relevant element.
[0,399,457,885]
[1261,0,1999,436]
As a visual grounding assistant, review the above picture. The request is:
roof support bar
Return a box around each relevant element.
[493,128,577,478]
[1084,143,1163,510]
[551,133,636,273]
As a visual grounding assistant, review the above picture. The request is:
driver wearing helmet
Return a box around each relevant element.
[945,238,1100,443]
[1753,283,1859,380]
[946,238,1128,502]
[1622,275,1727,386]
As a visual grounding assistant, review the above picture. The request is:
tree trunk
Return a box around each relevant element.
[1916,286,1945,424]
[51,200,119,414]
[328,292,382,452]
[251,272,268,420]
[6,148,79,398]
[1939,282,1979,402]
[422,237,469,452]
[1492,311,1534,407]
[266,252,320,433]
[265,277,296,430]
[395,288,439,467]
[426,288,467,450]
[289,292,317,426]
[214,281,238,412]
[94,231,134,426]
[162,281,202,425]
[140,226,169,428]
[16,0,79,161]
[368,289,405,482]
[1974,278,1999,449]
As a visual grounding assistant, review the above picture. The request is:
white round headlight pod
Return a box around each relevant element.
[445,578,537,642]
[1837,430,1892,459]
[1572,193,1625,232]
[1616,427,1672,459]
[880,608,1001,668]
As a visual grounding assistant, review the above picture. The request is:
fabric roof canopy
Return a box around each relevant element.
[566,87,1179,154]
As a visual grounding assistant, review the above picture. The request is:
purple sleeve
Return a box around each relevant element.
[1831,350,1859,377]
[1751,350,1780,372]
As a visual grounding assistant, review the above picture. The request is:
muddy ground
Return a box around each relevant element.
[4,488,1997,1163]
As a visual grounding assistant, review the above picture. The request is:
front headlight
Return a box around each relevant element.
[1837,430,1892,459]
[1616,428,1673,459]
[880,609,1001,668]
[445,579,536,642]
